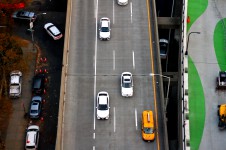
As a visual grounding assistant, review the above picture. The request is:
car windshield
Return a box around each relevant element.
[26,146,35,148]
[160,42,167,54]
[143,127,154,134]
[122,82,132,88]
[98,104,108,110]
[101,27,109,32]
[31,110,38,113]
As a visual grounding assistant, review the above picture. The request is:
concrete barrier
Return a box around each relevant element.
[55,0,72,149]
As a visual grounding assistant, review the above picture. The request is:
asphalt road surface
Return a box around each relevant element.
[62,0,166,149]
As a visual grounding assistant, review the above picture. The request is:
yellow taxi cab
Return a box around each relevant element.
[142,110,155,141]
[218,104,226,129]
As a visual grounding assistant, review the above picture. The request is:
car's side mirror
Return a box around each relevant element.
[96,107,97,108]
[109,107,110,108]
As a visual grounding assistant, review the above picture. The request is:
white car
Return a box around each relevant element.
[121,72,133,97]
[96,91,110,119]
[9,70,22,98]
[117,0,128,5]
[99,17,111,40]
[25,125,39,150]
[44,23,63,40]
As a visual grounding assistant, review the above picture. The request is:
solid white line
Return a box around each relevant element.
[114,107,116,132]
[93,133,95,139]
[135,108,138,130]
[93,146,95,150]
[130,2,133,23]
[113,0,115,24]
[93,0,99,131]
[133,51,135,69]
[113,50,115,70]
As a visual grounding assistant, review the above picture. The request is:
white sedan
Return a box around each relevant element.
[121,72,133,97]
[99,17,111,40]
[96,91,110,119]
[117,0,128,5]
[44,23,63,40]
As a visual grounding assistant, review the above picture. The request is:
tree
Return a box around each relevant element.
[0,33,29,97]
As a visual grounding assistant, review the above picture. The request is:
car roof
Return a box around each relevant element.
[45,23,61,35]
[142,110,154,127]
[10,75,20,84]
[99,96,108,105]
[31,102,40,110]
[26,131,37,146]
[49,26,61,35]
[123,76,132,83]
[101,21,109,27]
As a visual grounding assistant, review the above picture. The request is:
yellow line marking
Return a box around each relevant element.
[146,0,160,149]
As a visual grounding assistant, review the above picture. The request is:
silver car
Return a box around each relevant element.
[29,96,42,119]
[12,10,37,21]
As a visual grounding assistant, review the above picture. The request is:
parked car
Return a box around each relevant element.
[12,10,37,21]
[121,72,133,97]
[44,23,63,40]
[96,91,110,119]
[29,96,43,119]
[32,74,47,95]
[99,17,111,40]
[159,39,169,59]
[216,71,226,89]
[9,70,22,98]
[25,125,39,150]
[117,0,128,5]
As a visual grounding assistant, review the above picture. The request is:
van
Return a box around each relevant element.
[142,110,155,141]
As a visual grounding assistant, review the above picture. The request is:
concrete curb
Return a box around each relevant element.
[55,0,72,149]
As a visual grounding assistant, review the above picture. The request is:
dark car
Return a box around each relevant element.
[159,39,169,59]
[32,74,46,95]
[12,10,37,21]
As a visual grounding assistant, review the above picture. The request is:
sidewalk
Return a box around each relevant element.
[5,42,37,150]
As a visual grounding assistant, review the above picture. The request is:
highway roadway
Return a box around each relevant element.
[61,0,166,149]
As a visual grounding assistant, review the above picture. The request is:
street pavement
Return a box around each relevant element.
[4,0,66,149]
[188,0,226,150]
[5,42,38,149]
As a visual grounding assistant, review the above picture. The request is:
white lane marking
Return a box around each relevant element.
[114,107,116,132]
[113,50,115,70]
[94,0,99,131]
[130,2,133,23]
[93,133,95,139]
[93,146,95,150]
[113,0,115,24]
[135,108,138,130]
[132,51,135,69]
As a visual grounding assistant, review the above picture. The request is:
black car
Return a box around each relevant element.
[32,74,46,95]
